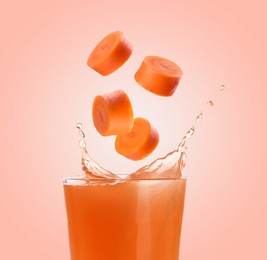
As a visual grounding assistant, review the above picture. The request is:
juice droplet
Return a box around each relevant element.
[195,111,203,123]
[185,128,195,139]
[76,123,86,149]
[220,84,225,90]
[207,100,214,106]
[180,151,187,176]
[76,122,83,130]
[79,140,86,148]
[176,110,203,172]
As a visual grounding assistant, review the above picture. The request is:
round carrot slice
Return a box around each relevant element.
[87,31,133,76]
[92,90,134,136]
[134,56,183,96]
[115,117,159,160]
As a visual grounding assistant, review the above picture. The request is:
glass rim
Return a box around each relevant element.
[63,174,186,185]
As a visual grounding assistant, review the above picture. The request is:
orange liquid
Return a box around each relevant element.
[64,178,186,260]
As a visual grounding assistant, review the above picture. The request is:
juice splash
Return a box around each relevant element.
[77,112,200,180]
[76,123,119,180]
[77,84,225,181]
[129,111,203,179]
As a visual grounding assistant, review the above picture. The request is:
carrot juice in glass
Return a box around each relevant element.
[64,175,186,260]
[63,125,187,260]
[62,29,215,259]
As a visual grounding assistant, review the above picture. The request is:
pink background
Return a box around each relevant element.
[1,0,267,259]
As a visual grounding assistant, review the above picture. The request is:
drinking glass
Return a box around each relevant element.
[63,175,186,260]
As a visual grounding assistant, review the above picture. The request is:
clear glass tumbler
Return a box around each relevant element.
[63,175,186,260]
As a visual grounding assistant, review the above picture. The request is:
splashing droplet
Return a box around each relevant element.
[185,128,194,139]
[76,123,86,149]
[177,111,203,156]
[207,100,214,106]
[220,84,225,90]
[195,112,203,123]
[180,152,187,178]
[80,131,85,139]
[76,122,83,130]
[79,140,86,148]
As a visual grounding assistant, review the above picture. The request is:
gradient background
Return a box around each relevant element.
[1,0,267,259]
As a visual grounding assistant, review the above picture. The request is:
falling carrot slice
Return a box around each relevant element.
[115,117,159,160]
[134,56,183,96]
[87,31,133,76]
[92,90,134,136]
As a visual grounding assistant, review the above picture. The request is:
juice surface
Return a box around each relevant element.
[64,178,186,260]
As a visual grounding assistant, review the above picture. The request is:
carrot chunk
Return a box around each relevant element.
[87,31,133,76]
[134,56,183,96]
[115,117,159,160]
[92,90,134,136]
